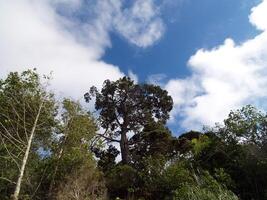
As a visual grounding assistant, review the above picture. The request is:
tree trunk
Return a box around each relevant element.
[120,130,130,200]
[12,102,43,200]
[120,130,130,164]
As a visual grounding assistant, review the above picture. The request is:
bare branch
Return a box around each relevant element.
[0,120,25,146]
[0,135,21,170]
[23,101,29,141]
[0,177,16,184]
[0,130,25,152]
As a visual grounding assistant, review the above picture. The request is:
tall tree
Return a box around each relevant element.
[0,70,56,200]
[85,76,173,164]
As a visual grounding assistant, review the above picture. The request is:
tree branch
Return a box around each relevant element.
[0,177,16,184]
[0,135,21,170]
[96,134,120,143]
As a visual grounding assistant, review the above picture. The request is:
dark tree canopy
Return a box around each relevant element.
[129,121,176,161]
[85,76,173,164]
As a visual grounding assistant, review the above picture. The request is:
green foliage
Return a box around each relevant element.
[174,171,238,200]
[2,71,267,200]
[106,165,138,199]
[160,162,194,199]
[221,105,267,145]
[43,99,102,199]
[214,168,235,189]
[93,145,120,173]
[85,77,173,130]
[130,121,177,165]
[191,135,211,155]
[184,106,267,200]
[85,76,173,164]
[0,69,57,199]
[56,164,106,200]
[215,106,267,200]
[0,70,106,200]
[136,155,167,199]
[174,184,238,200]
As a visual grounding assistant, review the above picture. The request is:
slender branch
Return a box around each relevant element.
[96,133,120,143]
[15,116,24,144]
[0,121,25,146]
[0,177,16,184]
[23,102,29,141]
[5,96,32,142]
[0,135,21,170]
[0,112,31,138]
[0,130,25,152]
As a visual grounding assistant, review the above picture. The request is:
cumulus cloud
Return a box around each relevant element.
[249,0,267,31]
[0,0,122,99]
[165,0,267,130]
[0,0,164,99]
[113,0,165,47]
[87,0,165,48]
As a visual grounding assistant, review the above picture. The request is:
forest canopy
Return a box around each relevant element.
[0,69,267,200]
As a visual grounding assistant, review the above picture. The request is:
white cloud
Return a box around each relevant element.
[165,0,267,130]
[147,73,167,86]
[249,0,267,31]
[112,0,165,48]
[128,70,139,83]
[0,0,164,99]
[0,0,123,100]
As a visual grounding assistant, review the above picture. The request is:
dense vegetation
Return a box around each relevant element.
[1,69,267,200]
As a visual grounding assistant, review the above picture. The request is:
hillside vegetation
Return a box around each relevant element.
[1,69,267,200]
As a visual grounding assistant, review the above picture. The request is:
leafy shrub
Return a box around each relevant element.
[173,171,238,200]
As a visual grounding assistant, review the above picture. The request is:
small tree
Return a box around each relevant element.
[0,70,56,200]
[85,77,173,164]
[56,164,106,200]
[220,105,267,145]
[48,99,99,199]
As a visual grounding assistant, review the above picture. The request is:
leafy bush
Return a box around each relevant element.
[173,171,238,200]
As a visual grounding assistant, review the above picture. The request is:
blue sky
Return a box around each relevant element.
[104,0,260,82]
[1,0,267,134]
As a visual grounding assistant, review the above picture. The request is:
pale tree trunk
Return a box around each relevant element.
[12,101,44,200]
